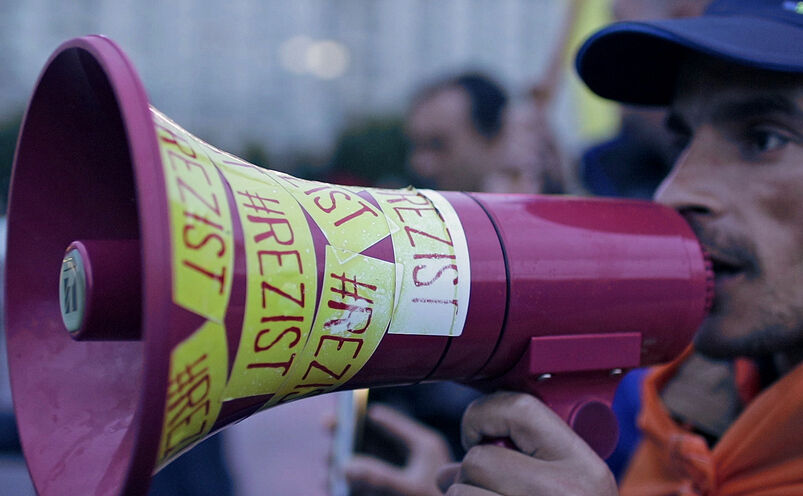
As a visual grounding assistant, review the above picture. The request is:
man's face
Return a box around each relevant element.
[655,56,803,361]
[406,87,495,191]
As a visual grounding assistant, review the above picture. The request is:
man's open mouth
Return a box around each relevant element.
[707,251,747,280]
[712,258,742,276]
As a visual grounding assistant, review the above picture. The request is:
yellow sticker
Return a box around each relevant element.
[265,245,394,406]
[153,109,234,322]
[269,172,390,254]
[219,161,319,401]
[370,189,470,337]
[156,320,228,469]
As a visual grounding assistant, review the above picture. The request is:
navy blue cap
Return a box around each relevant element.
[576,0,803,106]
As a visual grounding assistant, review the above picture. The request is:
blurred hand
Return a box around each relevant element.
[482,102,563,195]
[437,392,618,496]
[482,104,541,194]
[345,404,453,496]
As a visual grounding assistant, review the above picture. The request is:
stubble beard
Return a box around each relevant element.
[694,274,803,362]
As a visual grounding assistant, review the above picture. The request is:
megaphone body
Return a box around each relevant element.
[6,36,711,495]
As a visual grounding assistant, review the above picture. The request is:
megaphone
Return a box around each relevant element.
[6,35,712,495]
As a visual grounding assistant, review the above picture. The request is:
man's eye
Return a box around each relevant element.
[744,128,790,156]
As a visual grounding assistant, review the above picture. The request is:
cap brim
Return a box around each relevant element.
[576,16,803,106]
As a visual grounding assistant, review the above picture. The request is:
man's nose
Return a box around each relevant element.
[653,132,723,219]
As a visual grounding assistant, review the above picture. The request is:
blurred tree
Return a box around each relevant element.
[240,141,272,170]
[0,113,23,215]
[324,117,411,188]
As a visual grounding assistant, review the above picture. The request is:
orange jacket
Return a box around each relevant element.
[620,347,803,496]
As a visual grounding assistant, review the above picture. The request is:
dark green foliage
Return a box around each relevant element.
[0,113,22,215]
[327,117,410,187]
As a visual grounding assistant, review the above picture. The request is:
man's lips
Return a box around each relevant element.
[705,246,747,280]
[678,213,757,282]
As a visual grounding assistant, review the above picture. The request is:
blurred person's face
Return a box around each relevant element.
[612,0,658,21]
[406,87,496,191]
[655,56,803,366]
[612,0,706,22]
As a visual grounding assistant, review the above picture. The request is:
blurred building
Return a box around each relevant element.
[0,0,571,167]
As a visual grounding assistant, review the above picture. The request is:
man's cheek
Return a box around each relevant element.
[756,168,803,225]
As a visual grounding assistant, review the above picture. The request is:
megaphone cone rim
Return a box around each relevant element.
[6,35,171,496]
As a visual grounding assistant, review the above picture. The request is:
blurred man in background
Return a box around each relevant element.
[406,73,508,192]
[406,72,563,194]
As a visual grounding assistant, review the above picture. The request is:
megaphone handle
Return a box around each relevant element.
[543,384,621,460]
[480,377,621,459]
[484,333,641,458]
